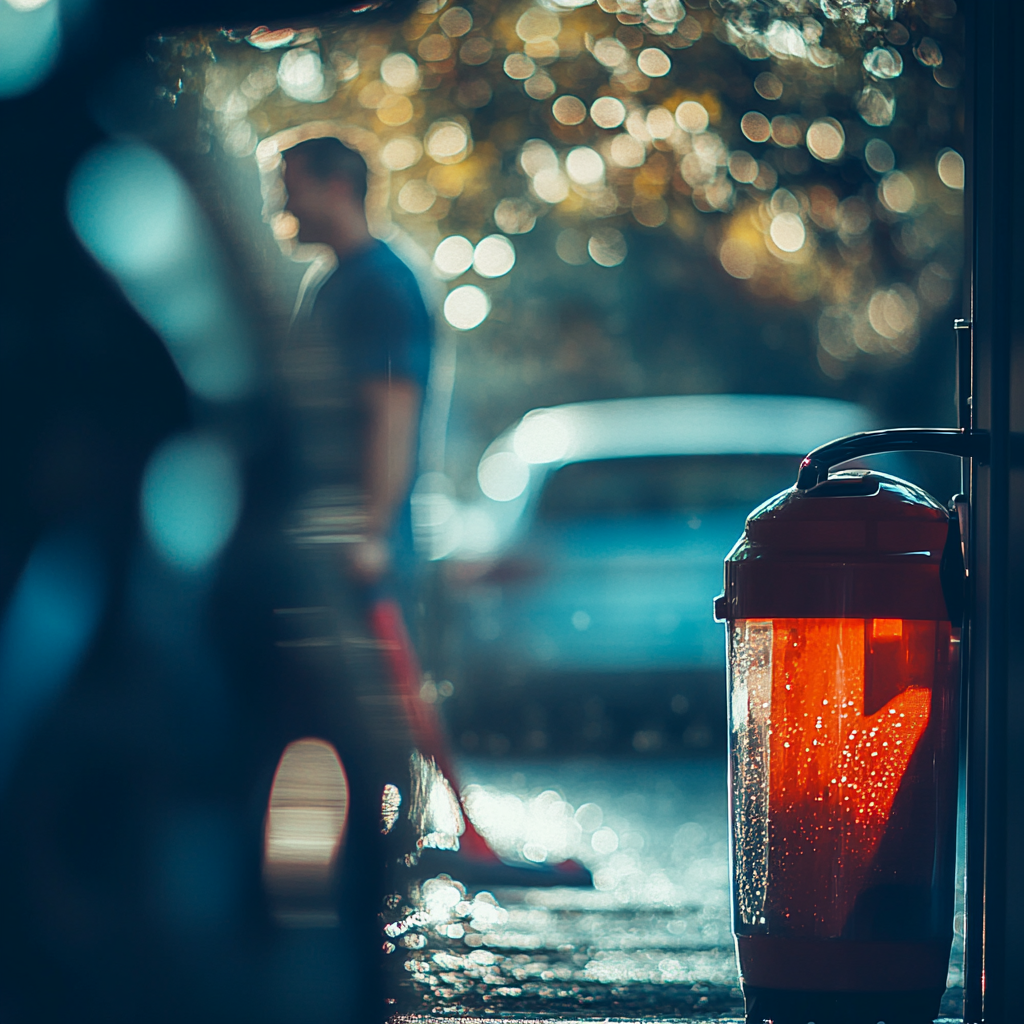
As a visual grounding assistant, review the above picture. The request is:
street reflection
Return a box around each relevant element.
[393,759,740,1015]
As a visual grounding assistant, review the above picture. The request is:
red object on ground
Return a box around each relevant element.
[368,598,501,863]
[720,472,960,1001]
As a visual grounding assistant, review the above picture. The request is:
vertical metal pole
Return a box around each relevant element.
[963,0,1024,1018]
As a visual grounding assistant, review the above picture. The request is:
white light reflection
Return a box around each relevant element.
[263,738,349,927]
[937,148,965,190]
[513,410,575,464]
[410,750,465,852]
[444,284,490,329]
[591,96,626,129]
[565,146,605,185]
[879,170,916,213]
[462,787,582,866]
[380,51,420,92]
[277,48,327,101]
[805,118,845,162]
[433,235,475,278]
[0,0,60,98]
[675,100,709,133]
[478,451,529,502]
[769,212,805,252]
[637,47,671,77]
[472,234,516,277]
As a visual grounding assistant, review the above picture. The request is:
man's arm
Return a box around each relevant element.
[360,375,422,542]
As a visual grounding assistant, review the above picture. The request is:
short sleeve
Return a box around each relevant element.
[345,250,433,389]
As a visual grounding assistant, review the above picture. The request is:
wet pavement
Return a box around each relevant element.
[391,757,964,1021]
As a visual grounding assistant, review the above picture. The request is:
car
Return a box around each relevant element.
[416,394,877,755]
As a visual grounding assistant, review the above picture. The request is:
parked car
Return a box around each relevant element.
[417,394,877,755]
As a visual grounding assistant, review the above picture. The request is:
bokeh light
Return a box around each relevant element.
[609,134,646,168]
[863,46,903,80]
[425,120,470,163]
[937,148,965,189]
[552,95,587,125]
[720,238,757,279]
[398,179,437,213]
[728,151,759,184]
[168,0,965,405]
[277,49,327,101]
[879,170,916,213]
[478,451,529,501]
[513,410,575,464]
[556,229,589,265]
[754,72,783,100]
[380,52,420,92]
[591,96,626,129]
[381,136,423,171]
[439,6,473,37]
[433,235,475,278]
[0,0,61,98]
[675,100,709,134]
[503,53,535,80]
[769,212,806,253]
[805,118,845,162]
[473,235,516,278]
[740,111,771,143]
[588,228,627,267]
[864,138,895,173]
[444,284,490,330]
[532,167,570,204]
[494,198,536,234]
[637,48,671,77]
[565,146,605,185]
[141,434,243,572]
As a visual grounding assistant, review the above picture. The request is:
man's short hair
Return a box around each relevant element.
[287,137,368,201]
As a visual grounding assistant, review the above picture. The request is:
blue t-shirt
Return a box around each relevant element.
[309,241,432,574]
[314,241,432,392]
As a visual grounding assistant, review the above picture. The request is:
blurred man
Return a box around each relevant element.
[281,139,591,888]
[282,137,430,595]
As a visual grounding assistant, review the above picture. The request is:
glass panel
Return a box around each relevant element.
[728,617,959,946]
[538,455,798,521]
[728,619,773,928]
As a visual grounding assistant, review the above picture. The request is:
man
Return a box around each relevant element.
[280,138,591,889]
[282,137,431,593]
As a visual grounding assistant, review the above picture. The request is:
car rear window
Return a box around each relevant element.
[536,455,799,521]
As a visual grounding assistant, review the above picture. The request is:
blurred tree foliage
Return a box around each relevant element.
[156,0,963,492]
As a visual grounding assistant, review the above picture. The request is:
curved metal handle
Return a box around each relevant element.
[796,427,990,490]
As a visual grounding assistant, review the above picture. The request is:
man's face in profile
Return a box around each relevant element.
[282,151,369,254]
[283,154,331,244]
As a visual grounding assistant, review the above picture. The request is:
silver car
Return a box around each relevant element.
[420,394,876,754]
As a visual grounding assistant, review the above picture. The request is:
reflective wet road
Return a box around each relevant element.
[392,757,963,1020]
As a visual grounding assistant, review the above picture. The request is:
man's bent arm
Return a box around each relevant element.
[361,377,422,539]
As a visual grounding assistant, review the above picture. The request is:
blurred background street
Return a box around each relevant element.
[391,755,964,1018]
[1,0,971,1017]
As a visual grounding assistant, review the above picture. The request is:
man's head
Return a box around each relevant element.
[282,137,370,251]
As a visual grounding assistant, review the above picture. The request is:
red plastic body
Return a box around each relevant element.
[722,472,959,995]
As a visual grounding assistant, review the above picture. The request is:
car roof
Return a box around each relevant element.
[504,394,875,465]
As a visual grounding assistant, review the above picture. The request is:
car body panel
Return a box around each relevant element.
[430,394,879,684]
